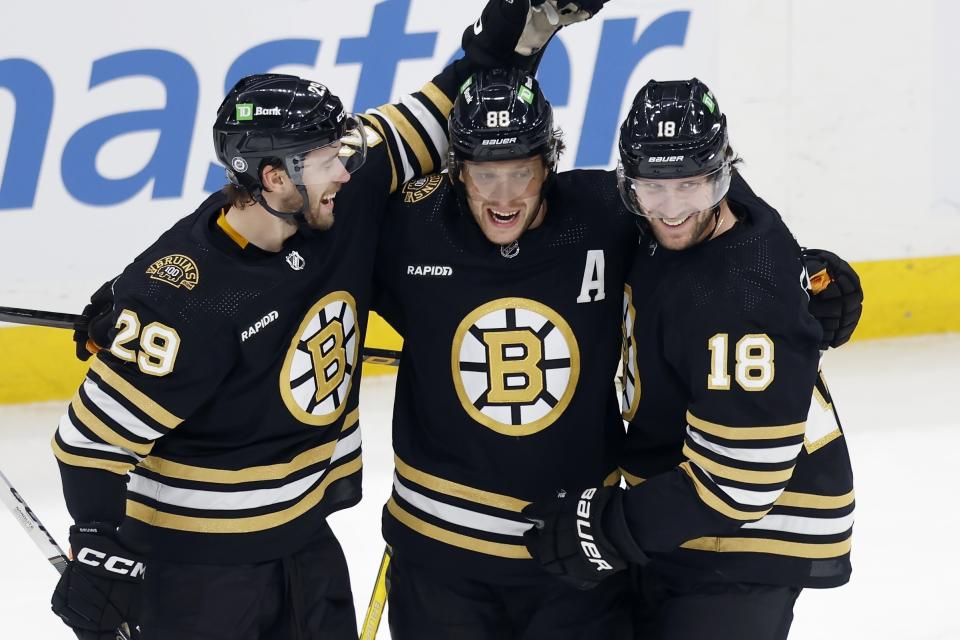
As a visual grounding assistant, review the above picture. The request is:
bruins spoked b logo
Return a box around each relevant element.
[452,298,580,436]
[280,291,358,426]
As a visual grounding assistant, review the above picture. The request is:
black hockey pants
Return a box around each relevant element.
[632,565,801,640]
[138,522,357,640]
[386,551,632,640]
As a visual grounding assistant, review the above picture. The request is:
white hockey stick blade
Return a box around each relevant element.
[0,470,68,574]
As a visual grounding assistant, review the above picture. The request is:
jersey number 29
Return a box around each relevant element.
[109,309,181,376]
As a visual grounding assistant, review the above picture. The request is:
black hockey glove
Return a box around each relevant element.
[74,278,117,361]
[462,0,609,70]
[803,248,863,350]
[52,524,143,640]
[522,486,647,590]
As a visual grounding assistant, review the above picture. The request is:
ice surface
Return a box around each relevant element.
[1,334,958,639]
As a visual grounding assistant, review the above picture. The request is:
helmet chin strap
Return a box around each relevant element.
[255,185,313,230]
[706,202,724,241]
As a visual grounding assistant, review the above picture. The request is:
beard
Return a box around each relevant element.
[650,207,719,251]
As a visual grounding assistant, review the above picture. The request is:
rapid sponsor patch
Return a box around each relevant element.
[406,265,453,277]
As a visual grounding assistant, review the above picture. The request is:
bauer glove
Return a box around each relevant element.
[74,278,118,361]
[522,486,647,590]
[803,248,863,349]
[52,523,143,640]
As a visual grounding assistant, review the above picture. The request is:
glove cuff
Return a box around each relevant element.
[69,523,145,583]
[601,490,649,565]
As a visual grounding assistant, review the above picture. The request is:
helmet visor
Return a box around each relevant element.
[460,157,544,202]
[617,163,731,219]
[283,116,368,187]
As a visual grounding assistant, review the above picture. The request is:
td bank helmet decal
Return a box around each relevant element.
[280,291,358,426]
[451,298,580,436]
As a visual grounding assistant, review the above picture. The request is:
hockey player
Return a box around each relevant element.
[370,69,860,637]
[47,2,586,637]
[372,67,636,639]
[522,79,856,640]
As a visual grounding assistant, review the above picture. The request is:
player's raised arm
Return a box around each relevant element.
[360,0,607,193]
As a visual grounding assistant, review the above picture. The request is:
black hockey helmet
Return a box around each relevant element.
[213,73,367,223]
[447,68,558,179]
[617,78,733,219]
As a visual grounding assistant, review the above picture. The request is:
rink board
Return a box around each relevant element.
[1,254,958,404]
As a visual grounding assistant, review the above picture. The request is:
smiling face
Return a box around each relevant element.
[461,156,549,246]
[289,143,352,230]
[624,167,732,250]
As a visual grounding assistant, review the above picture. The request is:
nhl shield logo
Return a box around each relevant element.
[451,298,580,436]
[620,285,641,421]
[286,250,306,271]
[279,291,359,426]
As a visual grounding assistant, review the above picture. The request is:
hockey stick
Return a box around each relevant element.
[359,545,392,640]
[0,306,403,366]
[0,470,132,640]
[0,306,87,331]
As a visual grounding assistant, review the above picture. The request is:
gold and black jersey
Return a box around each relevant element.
[53,61,471,564]
[620,174,854,589]
[373,170,639,581]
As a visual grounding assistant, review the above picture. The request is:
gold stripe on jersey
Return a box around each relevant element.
[680,462,770,521]
[125,455,362,533]
[90,358,182,430]
[419,82,454,116]
[603,469,622,487]
[620,468,645,487]
[687,411,805,441]
[71,394,154,457]
[379,104,434,175]
[805,429,842,454]
[682,443,796,485]
[52,437,136,476]
[359,115,398,193]
[394,456,529,512]
[680,534,852,559]
[216,210,249,249]
[387,497,531,560]
[139,409,359,484]
[805,384,843,453]
[775,489,855,510]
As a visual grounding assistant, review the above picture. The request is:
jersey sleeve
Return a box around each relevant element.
[358,57,474,194]
[53,280,237,524]
[623,274,823,552]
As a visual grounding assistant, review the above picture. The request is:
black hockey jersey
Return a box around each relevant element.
[53,62,470,564]
[373,170,639,581]
[619,174,854,588]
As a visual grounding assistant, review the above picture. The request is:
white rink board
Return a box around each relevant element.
[1,0,959,314]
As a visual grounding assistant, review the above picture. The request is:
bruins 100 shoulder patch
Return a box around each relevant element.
[401,174,443,204]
